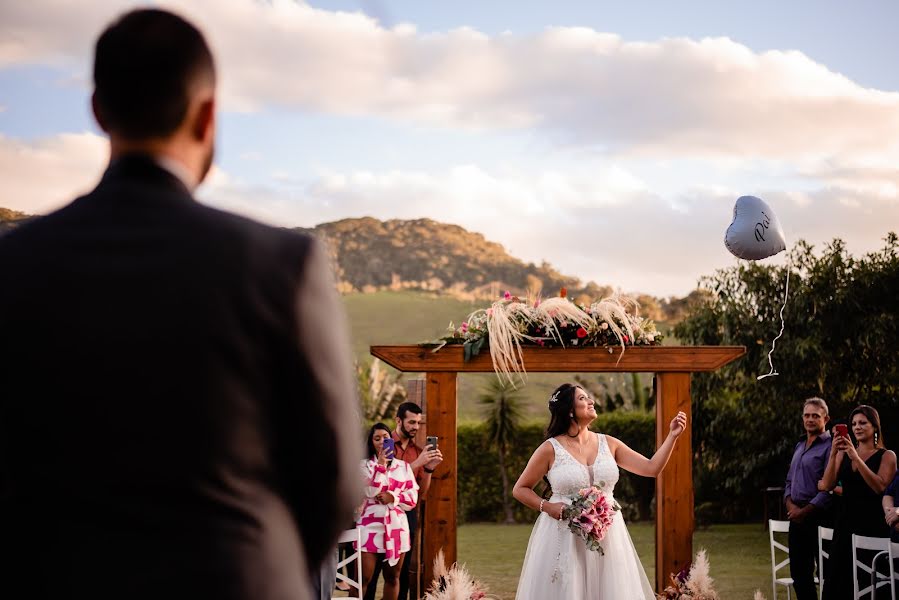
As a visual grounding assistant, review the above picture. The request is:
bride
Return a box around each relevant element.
[512,382,687,599]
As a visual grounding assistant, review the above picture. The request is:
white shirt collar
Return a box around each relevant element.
[154,155,197,192]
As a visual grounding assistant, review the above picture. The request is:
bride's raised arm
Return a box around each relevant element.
[607,411,687,478]
[512,441,566,520]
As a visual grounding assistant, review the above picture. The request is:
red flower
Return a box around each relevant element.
[560,287,568,298]
[576,327,587,338]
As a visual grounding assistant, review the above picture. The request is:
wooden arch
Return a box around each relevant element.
[371,344,745,593]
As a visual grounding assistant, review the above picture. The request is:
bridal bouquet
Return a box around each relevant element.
[561,485,619,554]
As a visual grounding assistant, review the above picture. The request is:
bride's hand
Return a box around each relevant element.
[669,411,687,437]
[542,501,567,520]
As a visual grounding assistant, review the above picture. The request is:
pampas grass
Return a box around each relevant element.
[657,548,720,600]
[423,549,494,600]
[464,294,659,388]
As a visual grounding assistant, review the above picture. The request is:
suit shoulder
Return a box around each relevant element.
[192,203,316,249]
[0,197,85,251]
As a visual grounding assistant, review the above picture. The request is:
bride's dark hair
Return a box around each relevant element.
[544,382,581,440]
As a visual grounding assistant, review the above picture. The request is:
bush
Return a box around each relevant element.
[458,412,656,523]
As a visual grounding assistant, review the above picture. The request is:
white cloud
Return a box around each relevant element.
[200,160,899,296]
[3,132,896,295]
[3,0,899,162]
[0,132,107,213]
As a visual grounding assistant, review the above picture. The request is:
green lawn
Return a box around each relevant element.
[457,522,772,599]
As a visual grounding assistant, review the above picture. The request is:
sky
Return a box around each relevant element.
[1,0,898,296]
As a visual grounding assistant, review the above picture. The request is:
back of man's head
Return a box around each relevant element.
[93,9,215,140]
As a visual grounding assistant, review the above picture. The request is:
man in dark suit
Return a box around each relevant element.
[0,9,361,600]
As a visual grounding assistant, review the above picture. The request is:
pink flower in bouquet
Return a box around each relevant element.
[460,321,468,333]
[561,484,620,554]
[503,290,512,300]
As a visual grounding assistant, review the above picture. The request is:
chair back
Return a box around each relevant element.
[887,541,899,600]
[817,526,833,600]
[769,519,793,600]
[851,534,892,600]
[332,528,363,600]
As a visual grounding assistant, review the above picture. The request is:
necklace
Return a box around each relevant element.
[561,435,595,466]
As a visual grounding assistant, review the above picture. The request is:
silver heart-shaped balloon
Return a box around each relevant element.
[724,195,786,260]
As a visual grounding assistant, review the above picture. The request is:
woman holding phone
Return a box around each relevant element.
[355,423,418,600]
[820,405,896,600]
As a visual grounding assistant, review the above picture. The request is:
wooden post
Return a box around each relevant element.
[422,372,457,590]
[405,379,426,599]
[655,372,693,591]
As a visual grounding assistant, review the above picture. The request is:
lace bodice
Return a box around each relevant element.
[546,433,619,499]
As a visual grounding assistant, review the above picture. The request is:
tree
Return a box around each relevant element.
[478,379,524,523]
[675,233,899,519]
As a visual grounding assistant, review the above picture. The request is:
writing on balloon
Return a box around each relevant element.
[754,211,772,242]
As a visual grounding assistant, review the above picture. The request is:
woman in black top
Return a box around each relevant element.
[820,405,897,600]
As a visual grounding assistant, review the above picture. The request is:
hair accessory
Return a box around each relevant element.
[549,390,561,404]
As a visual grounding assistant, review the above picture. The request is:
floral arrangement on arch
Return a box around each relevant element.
[428,288,663,386]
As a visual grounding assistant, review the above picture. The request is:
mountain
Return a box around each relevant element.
[0,208,34,234]
[296,217,601,298]
[0,208,701,320]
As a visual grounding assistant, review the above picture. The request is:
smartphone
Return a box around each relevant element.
[382,437,396,459]
[834,423,849,439]
[426,436,439,450]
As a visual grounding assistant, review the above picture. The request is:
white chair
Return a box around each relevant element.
[852,534,892,600]
[817,526,833,600]
[769,519,794,600]
[887,541,899,600]
[331,528,363,599]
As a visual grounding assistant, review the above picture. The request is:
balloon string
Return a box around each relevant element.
[757,266,790,381]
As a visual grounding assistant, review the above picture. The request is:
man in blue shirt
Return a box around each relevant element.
[883,472,899,543]
[783,397,833,600]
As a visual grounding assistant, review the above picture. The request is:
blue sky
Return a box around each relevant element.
[2,1,897,296]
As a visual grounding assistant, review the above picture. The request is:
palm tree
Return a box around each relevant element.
[479,378,524,524]
[357,358,407,422]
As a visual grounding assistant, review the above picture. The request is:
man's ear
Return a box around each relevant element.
[91,92,109,132]
[191,96,215,143]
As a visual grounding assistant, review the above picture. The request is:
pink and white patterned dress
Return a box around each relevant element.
[354,458,419,566]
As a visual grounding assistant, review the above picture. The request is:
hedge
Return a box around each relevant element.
[458,411,656,523]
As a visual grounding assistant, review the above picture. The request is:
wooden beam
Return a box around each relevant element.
[655,372,693,592]
[371,345,745,373]
[421,372,457,591]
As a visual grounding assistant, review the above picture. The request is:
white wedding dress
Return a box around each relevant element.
[515,433,655,599]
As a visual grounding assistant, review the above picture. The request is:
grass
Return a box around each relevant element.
[457,522,772,599]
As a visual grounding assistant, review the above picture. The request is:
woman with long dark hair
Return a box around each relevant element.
[511,383,687,599]
[820,405,896,600]
[355,423,418,600]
